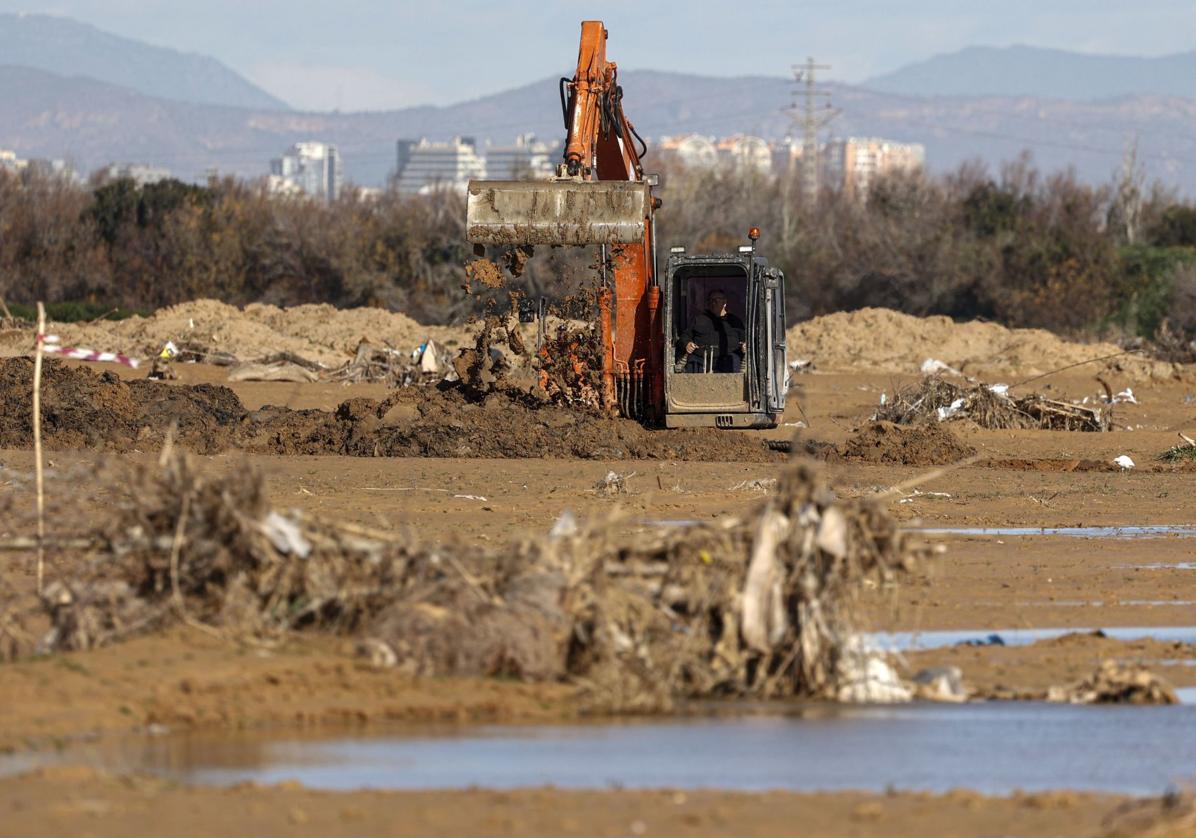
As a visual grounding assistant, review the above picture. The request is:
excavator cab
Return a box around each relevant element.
[662,237,788,428]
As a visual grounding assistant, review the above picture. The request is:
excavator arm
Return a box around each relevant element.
[465,20,662,420]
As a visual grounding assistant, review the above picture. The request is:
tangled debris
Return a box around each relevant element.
[875,376,1110,432]
[1047,660,1178,705]
[15,451,927,709]
[1160,433,1196,463]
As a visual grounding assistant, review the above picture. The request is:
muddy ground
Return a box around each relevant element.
[0,357,786,462]
[4,357,1196,835]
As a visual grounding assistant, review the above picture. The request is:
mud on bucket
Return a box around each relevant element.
[465,179,651,247]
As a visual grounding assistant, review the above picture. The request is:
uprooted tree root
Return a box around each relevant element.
[876,375,1110,432]
[8,451,927,710]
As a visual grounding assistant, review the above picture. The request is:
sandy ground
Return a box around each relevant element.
[4,356,1196,835]
[0,767,1142,838]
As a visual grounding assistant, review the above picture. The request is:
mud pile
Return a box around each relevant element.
[0,358,245,454]
[26,450,927,710]
[788,307,1172,378]
[841,421,977,466]
[0,358,782,462]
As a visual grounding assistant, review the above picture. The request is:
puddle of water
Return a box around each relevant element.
[973,600,1196,608]
[871,626,1196,651]
[646,523,1196,541]
[16,704,1196,796]
[913,526,1196,539]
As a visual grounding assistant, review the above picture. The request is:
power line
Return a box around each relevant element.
[789,59,836,204]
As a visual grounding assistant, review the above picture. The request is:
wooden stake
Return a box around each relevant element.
[32,302,46,596]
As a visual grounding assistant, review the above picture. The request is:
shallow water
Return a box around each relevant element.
[12,702,1196,796]
[913,525,1196,539]
[870,625,1196,651]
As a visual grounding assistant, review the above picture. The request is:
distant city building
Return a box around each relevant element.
[770,139,803,177]
[101,163,172,186]
[26,158,76,181]
[0,149,24,172]
[825,137,925,200]
[657,134,718,169]
[269,141,343,203]
[485,133,558,180]
[715,135,773,174]
[394,137,486,194]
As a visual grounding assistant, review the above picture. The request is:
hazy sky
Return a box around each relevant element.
[8,0,1195,111]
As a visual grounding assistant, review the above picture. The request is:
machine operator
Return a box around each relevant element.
[679,290,746,373]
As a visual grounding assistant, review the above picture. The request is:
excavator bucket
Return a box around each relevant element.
[466,180,650,246]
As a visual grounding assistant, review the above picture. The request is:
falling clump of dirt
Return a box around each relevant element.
[534,321,605,410]
[464,258,506,291]
[841,421,976,466]
[500,244,535,278]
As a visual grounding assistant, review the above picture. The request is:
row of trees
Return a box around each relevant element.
[2,159,1195,338]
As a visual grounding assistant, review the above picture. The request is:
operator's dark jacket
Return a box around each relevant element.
[680,309,745,358]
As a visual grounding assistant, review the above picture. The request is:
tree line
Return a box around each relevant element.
[2,159,1195,340]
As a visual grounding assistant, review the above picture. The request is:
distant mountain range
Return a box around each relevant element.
[0,16,1194,194]
[0,13,287,110]
[865,45,1196,101]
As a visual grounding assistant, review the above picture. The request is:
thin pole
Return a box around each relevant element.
[32,302,46,596]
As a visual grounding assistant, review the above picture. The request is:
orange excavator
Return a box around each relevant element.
[466,20,787,428]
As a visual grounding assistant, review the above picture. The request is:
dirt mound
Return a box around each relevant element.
[0,358,784,462]
[0,358,138,449]
[240,386,784,462]
[0,300,475,368]
[788,307,1172,378]
[841,421,976,466]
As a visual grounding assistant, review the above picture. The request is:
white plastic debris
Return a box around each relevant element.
[1114,455,1135,470]
[261,511,312,558]
[420,340,442,373]
[835,636,911,704]
[1113,388,1138,405]
[549,509,579,539]
[788,358,814,372]
[453,494,488,501]
[878,392,888,406]
[921,358,960,376]
[935,398,966,422]
[988,383,1009,396]
[815,506,849,558]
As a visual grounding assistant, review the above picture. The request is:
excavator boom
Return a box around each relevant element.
[464,20,661,420]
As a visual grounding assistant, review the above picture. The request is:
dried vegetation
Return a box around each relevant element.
[875,375,1110,432]
[2,451,927,710]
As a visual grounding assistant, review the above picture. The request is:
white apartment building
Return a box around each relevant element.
[715,135,773,174]
[101,163,172,186]
[485,134,557,180]
[657,134,718,168]
[269,141,343,203]
[825,137,925,200]
[394,137,485,194]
